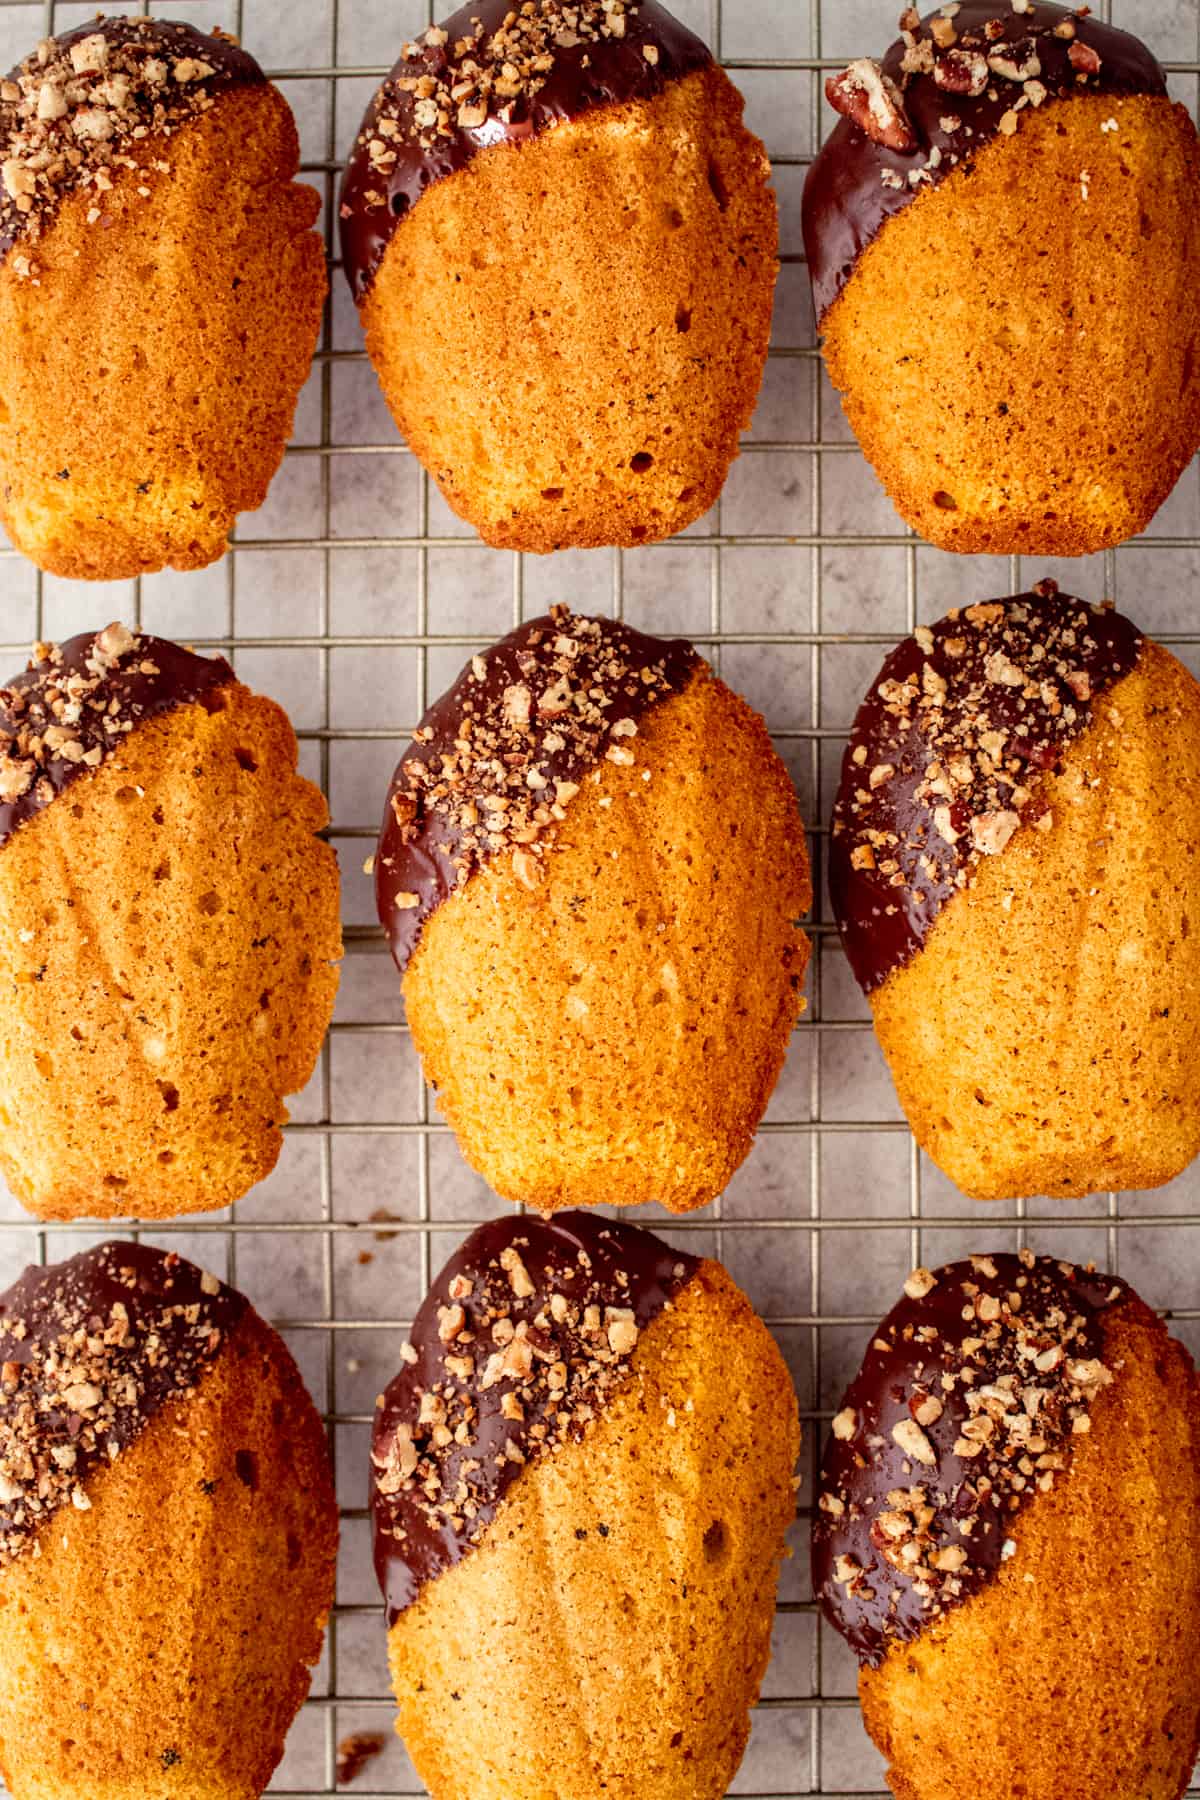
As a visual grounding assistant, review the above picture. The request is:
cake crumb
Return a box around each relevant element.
[336,1732,387,1785]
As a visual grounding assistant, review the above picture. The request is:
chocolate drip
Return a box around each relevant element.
[371,1210,699,1622]
[338,0,712,302]
[802,2,1166,324]
[828,585,1141,995]
[0,625,234,849]
[0,1241,247,1565]
[0,18,264,266]
[376,607,698,975]
[812,1253,1129,1668]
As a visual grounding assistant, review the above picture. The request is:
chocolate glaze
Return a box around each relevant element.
[828,585,1142,996]
[0,1241,247,1564]
[338,0,712,302]
[376,607,698,975]
[0,17,265,264]
[802,2,1167,324]
[0,625,234,849]
[41,16,262,87]
[813,1253,1130,1668]
[371,1210,699,1623]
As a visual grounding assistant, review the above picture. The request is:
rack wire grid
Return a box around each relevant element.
[0,0,1198,1792]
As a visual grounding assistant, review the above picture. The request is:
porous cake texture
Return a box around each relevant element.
[830,586,1200,1200]
[0,1242,338,1799]
[0,17,326,578]
[0,626,342,1218]
[342,0,777,551]
[805,4,1200,554]
[378,608,811,1214]
[815,1253,1200,1800]
[373,1213,800,1800]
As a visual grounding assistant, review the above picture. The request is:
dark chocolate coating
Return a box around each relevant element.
[0,628,234,849]
[828,588,1142,995]
[43,16,263,87]
[812,1254,1130,1668]
[802,2,1166,324]
[0,1241,247,1564]
[371,1210,699,1623]
[375,609,698,975]
[0,17,265,263]
[338,0,712,303]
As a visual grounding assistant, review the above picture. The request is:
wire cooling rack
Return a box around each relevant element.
[1,0,1199,1792]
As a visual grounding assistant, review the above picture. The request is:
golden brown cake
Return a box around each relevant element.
[814,1253,1200,1800]
[372,1211,799,1800]
[0,16,326,580]
[0,623,342,1220]
[829,582,1200,1201]
[0,1239,338,1800]
[375,607,811,1214]
[338,0,777,553]
[803,3,1200,556]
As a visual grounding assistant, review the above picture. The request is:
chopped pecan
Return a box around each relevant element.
[826,58,917,153]
[932,48,989,97]
[987,37,1041,82]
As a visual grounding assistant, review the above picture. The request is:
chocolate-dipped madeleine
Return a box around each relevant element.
[0,623,342,1219]
[373,1211,799,1800]
[803,3,1200,556]
[339,0,776,553]
[0,1241,338,1800]
[375,607,811,1214]
[0,17,326,580]
[829,582,1200,1200]
[814,1254,1200,1800]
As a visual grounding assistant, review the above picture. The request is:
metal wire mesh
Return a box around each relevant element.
[0,0,1198,1792]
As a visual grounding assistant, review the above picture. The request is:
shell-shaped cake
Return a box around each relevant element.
[0,16,326,579]
[339,0,777,552]
[0,1241,338,1799]
[372,1211,800,1800]
[375,607,811,1214]
[803,2,1200,555]
[0,624,342,1219]
[814,1253,1200,1800]
[829,582,1200,1200]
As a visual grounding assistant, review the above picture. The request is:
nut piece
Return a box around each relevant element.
[70,34,110,74]
[904,1266,938,1300]
[95,622,136,661]
[970,809,1021,857]
[0,759,34,804]
[605,1308,638,1356]
[826,59,917,153]
[499,1246,534,1299]
[172,57,215,83]
[1069,40,1102,76]
[437,1303,465,1344]
[62,1381,103,1412]
[892,1418,937,1466]
[832,1406,858,1441]
[932,48,989,97]
[1,159,35,200]
[988,38,1041,82]
[912,1391,944,1427]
